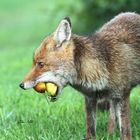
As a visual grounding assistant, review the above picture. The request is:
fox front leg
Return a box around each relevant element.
[85,97,97,140]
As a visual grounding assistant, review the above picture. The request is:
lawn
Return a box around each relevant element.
[0,0,140,140]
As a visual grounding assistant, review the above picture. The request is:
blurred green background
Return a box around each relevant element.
[0,0,140,140]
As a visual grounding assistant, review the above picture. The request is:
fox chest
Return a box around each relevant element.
[72,83,109,100]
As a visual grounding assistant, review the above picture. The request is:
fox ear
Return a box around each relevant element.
[54,17,72,44]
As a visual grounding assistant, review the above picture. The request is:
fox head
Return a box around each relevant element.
[19,17,77,99]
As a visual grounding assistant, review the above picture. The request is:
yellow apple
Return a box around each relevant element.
[46,83,58,96]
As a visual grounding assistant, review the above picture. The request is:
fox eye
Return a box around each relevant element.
[38,62,45,68]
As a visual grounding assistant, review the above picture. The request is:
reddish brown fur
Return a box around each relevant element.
[23,37,75,82]
[21,12,140,140]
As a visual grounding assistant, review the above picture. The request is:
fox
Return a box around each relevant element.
[19,12,140,140]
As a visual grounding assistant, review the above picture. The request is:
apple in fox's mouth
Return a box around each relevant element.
[33,82,59,101]
[34,82,46,93]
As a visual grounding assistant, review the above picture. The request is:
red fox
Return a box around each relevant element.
[20,12,140,140]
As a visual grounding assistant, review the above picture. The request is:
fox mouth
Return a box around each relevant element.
[34,72,68,101]
[33,81,63,102]
[46,94,59,101]
[20,71,68,101]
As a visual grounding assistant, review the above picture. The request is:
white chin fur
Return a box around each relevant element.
[24,71,67,89]
[36,71,67,86]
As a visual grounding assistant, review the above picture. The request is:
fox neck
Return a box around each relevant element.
[72,34,109,91]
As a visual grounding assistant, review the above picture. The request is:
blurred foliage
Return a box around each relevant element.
[79,0,140,33]
[0,0,140,48]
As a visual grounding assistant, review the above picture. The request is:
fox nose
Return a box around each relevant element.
[19,83,25,89]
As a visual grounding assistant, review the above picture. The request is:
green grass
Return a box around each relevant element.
[0,0,140,140]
